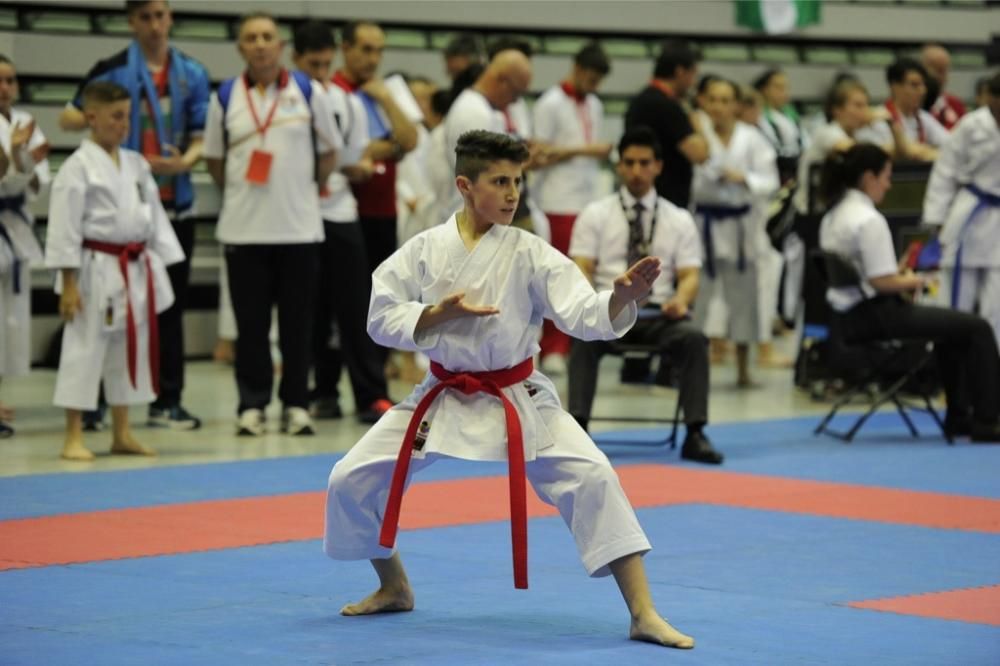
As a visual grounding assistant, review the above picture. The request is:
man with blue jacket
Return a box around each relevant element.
[60,0,210,430]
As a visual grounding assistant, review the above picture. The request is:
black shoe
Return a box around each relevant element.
[310,396,343,420]
[681,430,724,465]
[82,406,106,432]
[572,415,589,433]
[970,421,1000,443]
[357,398,393,424]
[148,405,202,430]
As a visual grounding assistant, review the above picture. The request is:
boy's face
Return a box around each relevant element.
[616,145,662,198]
[294,48,335,83]
[87,99,131,147]
[128,1,172,52]
[891,70,927,112]
[457,160,523,226]
[238,18,283,72]
[0,63,18,114]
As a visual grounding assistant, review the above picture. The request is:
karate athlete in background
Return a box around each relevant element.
[0,54,51,437]
[46,82,183,461]
[324,130,696,650]
[691,78,779,387]
[923,72,1000,345]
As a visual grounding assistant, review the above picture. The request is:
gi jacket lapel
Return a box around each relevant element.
[445,216,505,292]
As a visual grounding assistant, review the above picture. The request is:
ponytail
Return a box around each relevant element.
[819,143,890,208]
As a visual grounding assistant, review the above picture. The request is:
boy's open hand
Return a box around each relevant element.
[613,256,661,304]
[417,291,499,333]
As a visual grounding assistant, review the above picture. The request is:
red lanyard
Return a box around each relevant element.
[561,82,592,143]
[243,69,288,139]
[885,100,925,144]
[650,79,676,99]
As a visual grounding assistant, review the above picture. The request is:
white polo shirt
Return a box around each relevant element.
[317,82,368,223]
[532,84,605,215]
[203,72,341,244]
[855,107,950,152]
[819,188,899,312]
[569,187,702,304]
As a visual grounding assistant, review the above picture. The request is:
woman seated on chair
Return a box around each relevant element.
[818,143,1000,442]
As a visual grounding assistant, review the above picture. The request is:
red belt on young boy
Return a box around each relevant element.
[379,357,534,589]
[82,239,159,394]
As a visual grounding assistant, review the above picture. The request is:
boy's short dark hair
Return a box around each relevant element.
[618,126,663,160]
[125,1,163,16]
[987,71,1000,96]
[654,40,700,79]
[455,130,529,181]
[293,20,335,54]
[82,81,130,109]
[887,58,928,86]
[574,42,610,76]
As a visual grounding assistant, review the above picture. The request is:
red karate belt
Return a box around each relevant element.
[81,239,159,393]
[379,357,535,589]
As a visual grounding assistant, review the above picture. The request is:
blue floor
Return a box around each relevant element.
[2,414,999,665]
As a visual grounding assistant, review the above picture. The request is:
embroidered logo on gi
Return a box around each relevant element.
[523,382,538,397]
[412,420,431,451]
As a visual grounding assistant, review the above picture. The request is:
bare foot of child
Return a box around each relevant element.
[629,611,695,649]
[340,585,414,616]
[61,439,95,461]
[110,436,157,456]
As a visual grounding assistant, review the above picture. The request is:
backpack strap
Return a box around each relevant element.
[289,70,320,186]
[217,76,237,150]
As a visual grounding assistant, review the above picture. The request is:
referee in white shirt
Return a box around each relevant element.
[568,127,724,464]
[204,12,341,437]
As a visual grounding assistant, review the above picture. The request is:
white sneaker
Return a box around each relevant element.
[282,407,315,436]
[237,408,265,436]
[541,353,568,376]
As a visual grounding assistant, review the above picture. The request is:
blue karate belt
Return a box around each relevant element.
[695,203,751,279]
[951,183,1000,308]
[0,193,28,295]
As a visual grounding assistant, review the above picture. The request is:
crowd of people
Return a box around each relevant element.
[0,1,998,460]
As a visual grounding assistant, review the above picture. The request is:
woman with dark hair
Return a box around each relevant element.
[818,144,1000,442]
[753,68,804,163]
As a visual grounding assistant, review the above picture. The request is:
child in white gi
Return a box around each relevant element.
[325,130,695,649]
[0,54,51,436]
[46,81,183,461]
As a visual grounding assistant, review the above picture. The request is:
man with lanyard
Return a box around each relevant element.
[568,126,724,465]
[60,0,210,431]
[203,12,340,437]
[333,22,417,281]
[531,42,614,377]
[923,72,1000,345]
[855,58,949,162]
[921,44,967,131]
[625,40,709,210]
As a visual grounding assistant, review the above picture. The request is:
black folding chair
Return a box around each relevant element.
[810,249,951,444]
[589,341,683,449]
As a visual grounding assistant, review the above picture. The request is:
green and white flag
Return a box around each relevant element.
[735,0,822,35]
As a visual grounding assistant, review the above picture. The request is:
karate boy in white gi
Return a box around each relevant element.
[325,130,696,650]
[0,54,51,436]
[47,81,183,461]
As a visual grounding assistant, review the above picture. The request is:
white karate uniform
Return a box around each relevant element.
[325,217,652,577]
[855,106,950,153]
[46,140,184,410]
[923,106,1000,343]
[691,122,779,343]
[757,107,805,159]
[0,109,50,377]
[396,123,438,244]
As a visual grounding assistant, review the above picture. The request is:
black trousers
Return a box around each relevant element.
[568,315,710,425]
[359,215,397,366]
[313,220,388,408]
[841,296,999,425]
[225,243,320,413]
[153,217,195,407]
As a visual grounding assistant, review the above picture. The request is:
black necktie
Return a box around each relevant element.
[627,201,646,268]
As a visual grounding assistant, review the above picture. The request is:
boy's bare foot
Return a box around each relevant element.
[629,611,695,649]
[340,585,414,616]
[110,436,157,456]
[61,440,95,461]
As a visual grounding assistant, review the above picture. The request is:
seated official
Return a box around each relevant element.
[819,143,1000,442]
[567,126,724,464]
